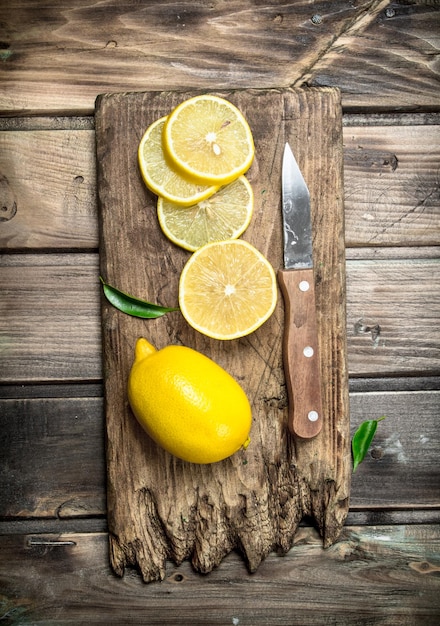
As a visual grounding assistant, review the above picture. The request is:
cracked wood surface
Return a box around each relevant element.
[1,1,439,114]
[1,526,439,624]
[95,87,350,581]
[305,0,440,110]
[343,124,440,246]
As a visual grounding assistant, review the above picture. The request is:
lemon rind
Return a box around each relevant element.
[138,116,220,207]
[178,240,278,340]
[163,95,255,187]
[157,175,254,252]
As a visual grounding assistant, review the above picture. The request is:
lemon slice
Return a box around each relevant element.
[157,176,254,251]
[163,95,255,186]
[179,240,277,340]
[138,116,219,206]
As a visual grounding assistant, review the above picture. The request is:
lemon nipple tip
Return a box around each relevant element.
[134,337,157,361]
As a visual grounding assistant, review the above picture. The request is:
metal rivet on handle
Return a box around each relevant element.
[308,410,319,422]
[299,280,310,292]
[303,346,314,358]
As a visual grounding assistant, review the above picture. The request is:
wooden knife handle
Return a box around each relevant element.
[277,267,323,438]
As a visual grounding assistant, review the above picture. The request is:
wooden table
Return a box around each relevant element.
[0,1,439,623]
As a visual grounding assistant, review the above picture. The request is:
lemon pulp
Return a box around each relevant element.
[163,95,255,186]
[138,116,219,206]
[179,240,277,340]
[157,175,253,251]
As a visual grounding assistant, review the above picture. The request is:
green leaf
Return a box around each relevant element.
[99,277,179,319]
[352,416,386,473]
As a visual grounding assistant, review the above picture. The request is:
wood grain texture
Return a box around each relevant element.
[346,258,440,375]
[0,391,438,520]
[0,130,97,250]
[0,254,102,383]
[0,526,439,625]
[277,268,323,438]
[1,1,439,114]
[0,397,106,519]
[344,124,440,246]
[1,123,438,251]
[305,0,440,111]
[349,389,440,509]
[346,246,440,261]
[95,87,350,581]
[1,254,439,383]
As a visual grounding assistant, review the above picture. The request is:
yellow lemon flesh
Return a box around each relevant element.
[138,116,219,206]
[127,338,252,464]
[163,95,255,186]
[157,175,254,251]
[179,240,278,340]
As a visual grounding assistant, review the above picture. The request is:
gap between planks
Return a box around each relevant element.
[1,376,439,400]
[1,112,440,132]
[1,510,439,537]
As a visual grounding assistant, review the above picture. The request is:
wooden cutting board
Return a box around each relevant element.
[95,87,351,583]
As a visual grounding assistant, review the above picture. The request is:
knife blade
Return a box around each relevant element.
[277,142,323,438]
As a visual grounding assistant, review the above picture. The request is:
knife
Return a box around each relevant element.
[277,142,323,438]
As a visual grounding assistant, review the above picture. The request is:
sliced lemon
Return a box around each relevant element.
[163,95,255,186]
[138,116,219,206]
[179,240,277,340]
[157,176,253,252]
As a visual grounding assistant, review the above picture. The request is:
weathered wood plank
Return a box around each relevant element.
[0,254,102,383]
[0,1,438,114]
[0,527,439,625]
[1,254,438,383]
[1,391,438,519]
[344,124,440,247]
[0,116,95,131]
[346,258,440,375]
[1,124,438,251]
[305,0,440,111]
[350,375,440,393]
[350,390,440,509]
[346,246,440,261]
[0,130,97,250]
[343,112,440,127]
[0,397,106,519]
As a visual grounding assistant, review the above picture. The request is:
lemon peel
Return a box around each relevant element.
[157,175,253,251]
[138,116,219,206]
[163,95,255,186]
[179,240,277,340]
[127,338,252,464]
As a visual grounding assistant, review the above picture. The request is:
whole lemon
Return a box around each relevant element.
[127,338,252,464]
